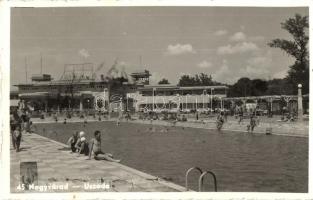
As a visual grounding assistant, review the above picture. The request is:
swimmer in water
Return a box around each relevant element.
[216,112,225,131]
[247,115,256,133]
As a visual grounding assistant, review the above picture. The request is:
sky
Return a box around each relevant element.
[10,6,309,88]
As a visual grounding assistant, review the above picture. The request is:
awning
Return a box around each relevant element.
[19,92,49,98]
[18,91,96,99]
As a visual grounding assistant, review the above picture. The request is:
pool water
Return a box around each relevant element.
[33,121,308,192]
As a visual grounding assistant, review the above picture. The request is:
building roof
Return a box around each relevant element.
[179,85,228,90]
[130,69,151,76]
[14,79,109,87]
[10,90,19,95]
[138,84,228,91]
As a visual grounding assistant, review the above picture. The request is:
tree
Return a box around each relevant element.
[178,73,217,86]
[178,75,196,86]
[251,79,268,96]
[198,73,214,86]
[158,78,170,84]
[228,77,252,97]
[266,78,293,95]
[268,14,309,94]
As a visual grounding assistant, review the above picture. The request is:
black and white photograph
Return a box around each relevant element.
[3,2,310,196]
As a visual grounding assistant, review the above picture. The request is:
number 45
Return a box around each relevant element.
[16,183,25,191]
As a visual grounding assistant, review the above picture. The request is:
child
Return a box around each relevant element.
[247,115,256,133]
[12,125,22,152]
[54,113,58,122]
[216,112,225,131]
[238,110,243,124]
[75,131,89,156]
[116,117,121,126]
[88,130,120,162]
[23,113,31,134]
[67,131,79,153]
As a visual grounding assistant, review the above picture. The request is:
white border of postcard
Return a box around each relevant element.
[0,0,312,199]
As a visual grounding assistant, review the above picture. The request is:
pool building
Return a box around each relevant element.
[11,63,308,115]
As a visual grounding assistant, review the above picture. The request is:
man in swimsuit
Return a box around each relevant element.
[88,130,120,162]
[13,125,22,152]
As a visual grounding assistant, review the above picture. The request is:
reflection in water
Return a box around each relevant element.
[36,121,308,192]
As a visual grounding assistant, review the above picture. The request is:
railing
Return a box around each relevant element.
[185,167,217,192]
[185,167,203,191]
[133,95,226,105]
[198,171,217,192]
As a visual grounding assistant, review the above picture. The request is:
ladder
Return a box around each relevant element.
[185,167,217,192]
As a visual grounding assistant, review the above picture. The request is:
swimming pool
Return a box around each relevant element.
[33,121,308,192]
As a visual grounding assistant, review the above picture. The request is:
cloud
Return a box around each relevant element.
[229,32,246,42]
[217,42,259,55]
[247,56,271,67]
[273,70,287,79]
[150,71,163,84]
[166,43,196,55]
[239,65,270,79]
[117,61,127,66]
[239,51,273,79]
[78,48,90,58]
[213,60,238,83]
[178,72,192,77]
[214,30,228,36]
[249,36,265,42]
[197,60,212,69]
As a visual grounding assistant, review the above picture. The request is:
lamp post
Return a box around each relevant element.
[202,90,207,110]
[298,84,303,121]
[152,88,156,111]
[220,97,223,110]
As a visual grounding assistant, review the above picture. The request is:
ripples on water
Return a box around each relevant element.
[35,121,308,192]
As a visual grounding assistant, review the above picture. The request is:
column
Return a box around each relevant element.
[298,84,303,121]
[270,98,273,113]
[45,101,48,112]
[241,99,246,112]
[135,91,140,112]
[220,97,223,110]
[79,96,83,111]
[152,88,155,111]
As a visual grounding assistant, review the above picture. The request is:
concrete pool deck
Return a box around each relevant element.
[31,115,309,137]
[10,133,186,192]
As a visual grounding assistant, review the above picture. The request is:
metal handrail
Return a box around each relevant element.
[185,167,203,191]
[198,171,217,192]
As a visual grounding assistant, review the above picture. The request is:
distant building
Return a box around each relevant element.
[13,69,230,113]
[130,70,151,85]
[13,74,137,113]
[130,84,228,112]
[10,90,19,113]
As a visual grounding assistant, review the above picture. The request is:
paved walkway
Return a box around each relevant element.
[10,133,186,193]
[135,119,309,137]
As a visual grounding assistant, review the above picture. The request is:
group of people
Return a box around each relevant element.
[10,105,32,152]
[66,130,121,162]
[216,111,258,133]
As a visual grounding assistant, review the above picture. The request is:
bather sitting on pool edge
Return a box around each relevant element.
[88,130,121,162]
[75,131,89,156]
